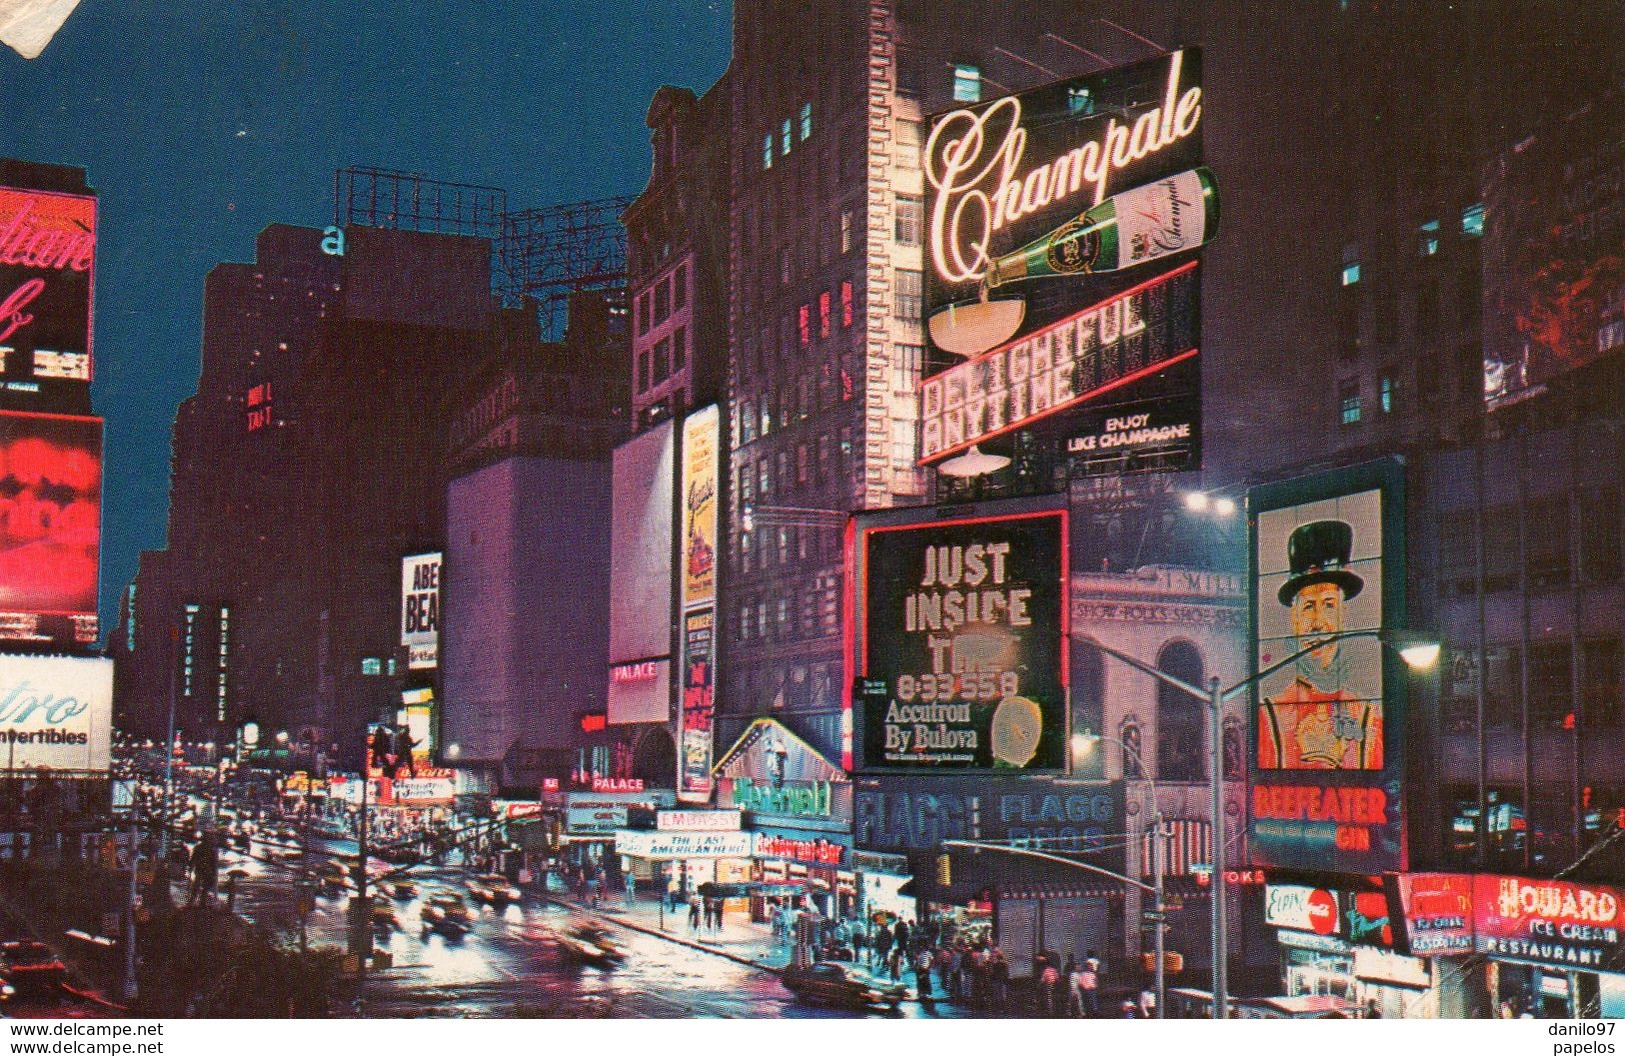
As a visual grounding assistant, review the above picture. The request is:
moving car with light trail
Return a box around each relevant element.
[781,961,907,1010]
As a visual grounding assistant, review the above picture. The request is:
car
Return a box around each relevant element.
[1,941,67,993]
[468,874,520,905]
[553,921,625,967]
[781,961,907,1010]
[420,896,473,939]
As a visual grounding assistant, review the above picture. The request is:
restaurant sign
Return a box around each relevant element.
[1474,874,1623,970]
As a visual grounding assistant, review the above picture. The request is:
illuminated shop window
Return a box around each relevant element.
[800,102,813,141]
[1461,202,1485,238]
[1339,379,1362,425]
[953,63,981,102]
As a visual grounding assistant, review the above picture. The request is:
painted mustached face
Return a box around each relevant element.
[1290,581,1345,671]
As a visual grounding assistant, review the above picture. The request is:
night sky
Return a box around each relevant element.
[0,0,733,634]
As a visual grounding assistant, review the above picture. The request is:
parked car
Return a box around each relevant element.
[781,961,906,1010]
[1,941,67,993]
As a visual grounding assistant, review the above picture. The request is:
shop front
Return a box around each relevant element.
[613,828,756,907]
[853,774,1125,977]
[712,718,854,923]
[1474,873,1625,1019]
[1266,880,1430,1017]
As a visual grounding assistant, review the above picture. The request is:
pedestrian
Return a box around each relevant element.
[893,917,910,956]
[852,921,868,961]
[1139,986,1157,1019]
[1121,999,1139,1019]
[1365,999,1382,1019]
[624,871,636,904]
[875,921,894,967]
[935,944,954,999]
[915,946,935,999]
[1063,954,1082,1017]
[956,944,975,1002]
[887,943,903,981]
[688,896,701,933]
[187,831,219,906]
[969,945,989,1008]
[1079,949,1101,1017]
[990,947,1011,1012]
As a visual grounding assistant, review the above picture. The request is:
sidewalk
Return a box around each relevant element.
[527,882,797,975]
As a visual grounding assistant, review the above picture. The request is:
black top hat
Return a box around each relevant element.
[1277,519,1364,605]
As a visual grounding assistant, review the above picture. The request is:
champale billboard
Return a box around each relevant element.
[853,501,1067,772]
[0,654,113,772]
[920,50,1212,477]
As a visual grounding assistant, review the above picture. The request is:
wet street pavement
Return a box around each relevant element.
[210,833,970,1019]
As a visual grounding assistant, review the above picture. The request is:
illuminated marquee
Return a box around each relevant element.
[920,262,1198,464]
[755,834,845,866]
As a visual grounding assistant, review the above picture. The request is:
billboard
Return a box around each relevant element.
[1248,459,1407,874]
[1390,872,1475,956]
[1474,874,1624,971]
[1483,92,1625,410]
[397,686,435,761]
[677,406,719,802]
[400,552,441,670]
[855,505,1067,771]
[608,420,675,670]
[608,658,672,726]
[920,50,1209,473]
[0,187,96,383]
[0,654,113,772]
[0,411,101,644]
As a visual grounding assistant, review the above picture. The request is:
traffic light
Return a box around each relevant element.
[936,853,951,886]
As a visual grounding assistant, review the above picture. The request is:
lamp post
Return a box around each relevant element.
[1082,627,1438,1018]
[1071,729,1167,1018]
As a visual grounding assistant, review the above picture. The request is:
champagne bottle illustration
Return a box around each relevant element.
[985,167,1218,288]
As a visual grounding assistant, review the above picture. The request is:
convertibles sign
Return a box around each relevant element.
[0,654,112,772]
[856,507,1067,771]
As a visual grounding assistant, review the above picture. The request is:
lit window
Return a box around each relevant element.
[1339,379,1362,425]
[1419,219,1440,258]
[953,63,981,102]
[781,119,793,156]
[1461,203,1485,238]
[800,102,813,141]
[1342,262,1361,286]
[840,209,854,254]
[361,658,381,676]
[1380,373,1395,413]
[1067,86,1093,115]
[763,134,773,170]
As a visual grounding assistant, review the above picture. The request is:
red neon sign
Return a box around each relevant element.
[0,189,96,380]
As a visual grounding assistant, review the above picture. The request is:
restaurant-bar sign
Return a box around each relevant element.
[1473,874,1623,970]
[1392,872,1475,956]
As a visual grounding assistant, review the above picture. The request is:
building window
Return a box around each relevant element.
[1379,371,1395,413]
[673,326,686,370]
[818,291,832,339]
[1341,262,1361,286]
[674,263,688,309]
[739,603,752,641]
[763,134,773,170]
[1339,379,1361,425]
[757,602,768,640]
[653,337,670,384]
[1156,641,1206,781]
[841,281,854,326]
[1067,86,1093,115]
[1418,218,1440,258]
[1461,202,1485,238]
[1580,489,1622,584]
[638,350,652,393]
[781,118,793,156]
[840,209,855,254]
[895,194,923,245]
[895,119,921,170]
[953,63,981,102]
[1583,638,1624,727]
[654,279,669,325]
[800,102,813,141]
[895,269,922,322]
[781,247,792,285]
[892,343,922,393]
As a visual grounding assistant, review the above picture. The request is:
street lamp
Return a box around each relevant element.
[1082,627,1438,1018]
[1071,729,1169,1018]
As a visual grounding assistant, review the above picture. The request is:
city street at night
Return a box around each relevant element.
[2,0,1623,1033]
